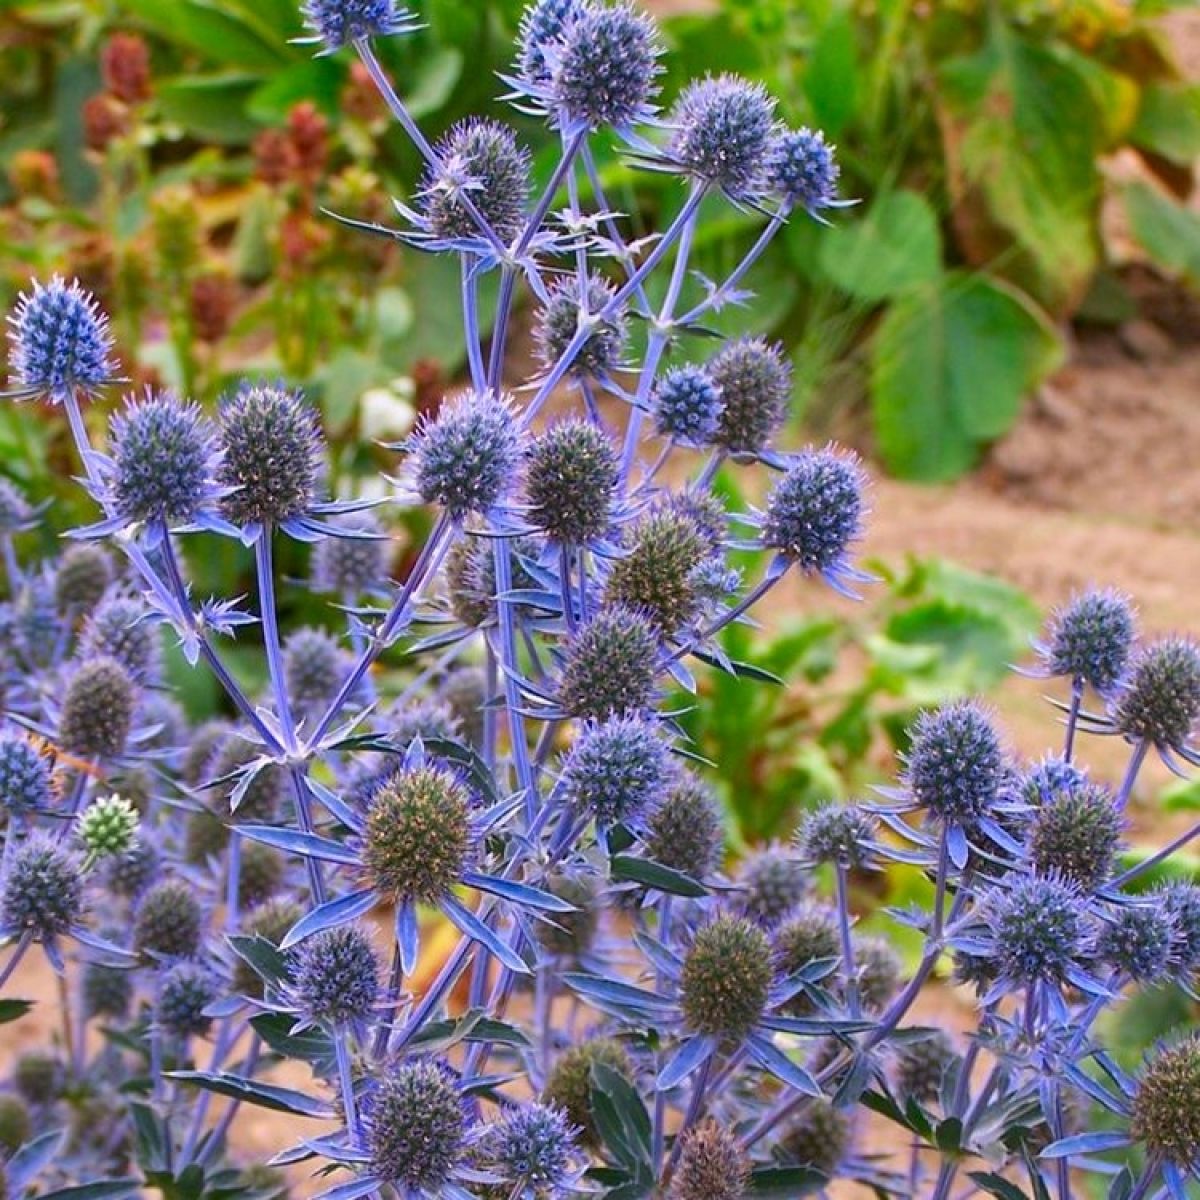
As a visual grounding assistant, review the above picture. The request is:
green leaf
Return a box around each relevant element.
[1132,82,1200,165]
[748,1164,828,1196]
[589,1063,651,1174]
[967,1172,1033,1200]
[869,272,1063,481]
[247,58,345,123]
[1123,181,1200,285]
[313,348,385,436]
[40,1183,142,1200]
[609,855,708,898]
[120,0,292,69]
[818,189,941,302]
[0,998,33,1023]
[403,48,464,120]
[157,76,262,144]
[803,10,860,137]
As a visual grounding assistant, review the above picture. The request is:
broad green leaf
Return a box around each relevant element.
[1123,181,1200,285]
[938,23,1103,310]
[157,76,262,144]
[313,348,386,436]
[818,189,941,302]
[609,855,707,898]
[1132,82,1200,165]
[869,271,1063,481]
[403,48,464,120]
[120,0,292,70]
[804,9,861,137]
[247,58,345,123]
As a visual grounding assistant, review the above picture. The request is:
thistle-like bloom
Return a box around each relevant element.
[0,735,54,815]
[283,626,356,723]
[133,879,204,961]
[666,75,777,201]
[543,1039,632,1148]
[669,1120,750,1200]
[54,544,112,616]
[524,419,620,545]
[558,713,670,829]
[1021,754,1088,806]
[5,277,119,402]
[419,118,531,246]
[894,1031,956,1103]
[80,595,162,684]
[1110,636,1200,767]
[905,701,1006,824]
[1026,782,1121,891]
[516,0,586,87]
[13,1051,64,1107]
[769,127,845,218]
[736,845,808,927]
[483,1103,583,1196]
[557,604,659,720]
[310,511,390,596]
[0,834,85,954]
[642,773,725,880]
[653,364,723,445]
[1131,1037,1200,1172]
[681,915,772,1041]
[298,0,419,53]
[780,1098,851,1176]
[291,924,380,1030]
[760,445,868,595]
[97,390,225,534]
[796,803,879,870]
[1098,903,1175,984]
[58,656,137,761]
[156,962,215,1037]
[1033,587,1135,696]
[407,389,523,521]
[103,841,159,900]
[215,383,325,536]
[775,901,840,1005]
[519,0,662,134]
[1159,882,1200,972]
[534,276,628,381]
[710,337,791,457]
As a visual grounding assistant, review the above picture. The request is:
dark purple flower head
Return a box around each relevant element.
[1098,903,1175,984]
[364,1060,465,1189]
[796,802,878,869]
[669,1120,749,1200]
[668,75,777,200]
[737,845,808,927]
[216,383,324,529]
[421,118,531,245]
[0,735,53,815]
[300,0,414,52]
[156,963,215,1037]
[985,874,1087,987]
[559,713,670,827]
[81,595,161,684]
[6,277,118,401]
[133,879,204,960]
[535,275,627,379]
[1037,587,1135,695]
[643,774,725,880]
[293,924,380,1026]
[540,1,661,132]
[108,389,221,527]
[769,127,842,216]
[525,418,619,545]
[410,389,523,520]
[83,959,132,1018]
[762,446,866,579]
[283,626,353,721]
[1027,782,1121,891]
[709,337,790,456]
[904,700,1005,824]
[1131,1036,1200,1167]
[59,655,137,761]
[1112,636,1200,757]
[559,604,659,720]
[780,1098,850,1176]
[681,914,772,1040]
[486,1102,579,1192]
[0,834,84,943]
[54,544,112,616]
[894,1031,956,1103]
[653,363,723,445]
[517,0,586,86]
[13,1051,65,1107]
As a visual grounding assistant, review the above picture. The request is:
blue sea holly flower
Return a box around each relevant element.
[0,735,55,817]
[481,1102,586,1196]
[768,127,852,220]
[669,1120,749,1200]
[1030,587,1136,697]
[534,275,628,383]
[516,0,587,89]
[4,277,119,403]
[237,740,572,979]
[297,0,421,54]
[652,363,724,446]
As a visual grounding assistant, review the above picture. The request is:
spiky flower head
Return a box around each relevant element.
[854,935,902,1010]
[77,793,139,864]
[311,511,389,594]
[133,879,203,960]
[293,924,380,1026]
[1027,782,1120,891]
[543,1038,632,1148]
[54,544,112,615]
[1159,883,1200,971]
[421,118,530,245]
[443,530,538,628]
[895,1031,956,1102]
[0,735,53,815]
[103,840,159,900]
[904,700,1005,823]
[0,478,35,533]
[210,738,285,822]
[709,337,791,456]
[517,0,586,85]
[1132,1036,1200,1167]
[216,383,323,528]
[535,275,627,379]
[486,1103,579,1193]
[796,802,878,869]
[643,774,725,880]
[525,419,619,545]
[762,446,866,578]
[1037,588,1135,695]
[182,719,232,788]
[559,605,659,720]
[156,962,215,1037]
[681,914,772,1041]
[11,571,59,669]
[411,389,522,520]
[669,1120,750,1200]
[0,834,84,943]
[653,364,723,445]
[985,874,1087,986]
[13,1051,64,1107]
[108,390,221,527]
[769,127,841,215]
[1113,636,1200,756]
[301,0,411,51]
[668,75,776,199]
[604,504,707,635]
[559,714,670,827]
[235,841,285,909]
[80,595,161,683]
[1021,755,1088,806]
[363,764,471,903]
[6,277,118,401]
[1098,904,1175,984]
[83,959,133,1018]
[58,656,136,760]
[737,846,808,927]
[364,1060,464,1189]
[780,1099,850,1176]
[542,1,661,132]
[283,626,350,721]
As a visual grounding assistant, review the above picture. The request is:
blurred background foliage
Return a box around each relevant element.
[0,0,1196,866]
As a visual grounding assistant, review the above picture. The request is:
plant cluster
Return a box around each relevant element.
[0,3,1197,1200]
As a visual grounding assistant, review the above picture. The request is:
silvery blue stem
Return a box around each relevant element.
[1115,739,1149,810]
[336,1033,359,1136]
[664,1053,714,1178]
[254,532,296,751]
[677,208,788,326]
[835,862,861,1017]
[1,535,20,593]
[492,533,536,819]
[462,257,487,392]
[1063,677,1084,762]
